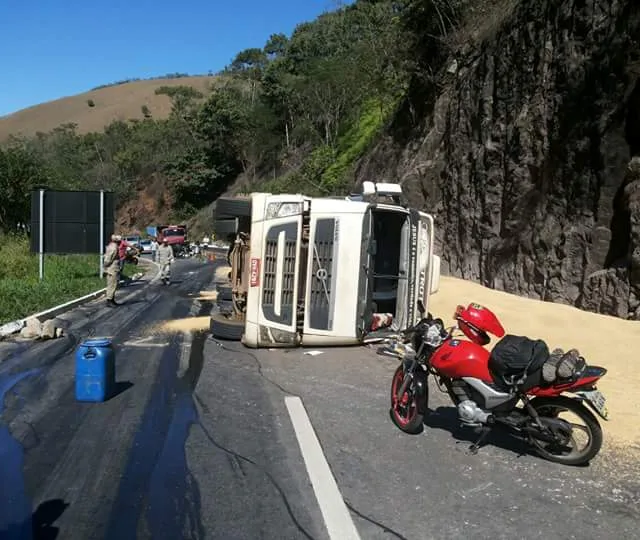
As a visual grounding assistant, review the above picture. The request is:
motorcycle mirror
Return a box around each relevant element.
[417,300,425,317]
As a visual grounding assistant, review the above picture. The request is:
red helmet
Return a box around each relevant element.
[454,303,505,346]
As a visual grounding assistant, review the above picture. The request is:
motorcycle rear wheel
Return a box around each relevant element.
[390,365,424,434]
[528,396,603,466]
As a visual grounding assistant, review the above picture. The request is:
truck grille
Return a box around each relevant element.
[307,218,336,330]
[262,226,298,326]
[310,239,333,305]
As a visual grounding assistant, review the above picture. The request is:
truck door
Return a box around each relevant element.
[301,199,367,346]
[408,210,437,325]
[243,194,307,348]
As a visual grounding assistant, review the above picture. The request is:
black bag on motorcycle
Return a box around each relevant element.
[488,335,549,389]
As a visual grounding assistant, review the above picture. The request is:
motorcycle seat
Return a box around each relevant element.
[488,334,549,391]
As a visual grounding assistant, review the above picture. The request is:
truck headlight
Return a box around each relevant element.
[265,202,303,219]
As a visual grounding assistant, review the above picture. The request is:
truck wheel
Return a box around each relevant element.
[210,313,244,341]
[214,218,239,237]
[215,198,251,219]
[217,285,232,301]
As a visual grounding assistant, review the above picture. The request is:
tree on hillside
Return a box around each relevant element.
[155,85,204,120]
[0,0,425,227]
[264,33,289,59]
[262,59,301,148]
[0,146,48,231]
[294,57,365,146]
[230,48,268,103]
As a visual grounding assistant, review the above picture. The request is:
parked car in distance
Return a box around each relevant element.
[124,235,142,249]
[139,239,152,254]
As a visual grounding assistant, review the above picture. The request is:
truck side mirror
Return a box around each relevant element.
[417,300,425,317]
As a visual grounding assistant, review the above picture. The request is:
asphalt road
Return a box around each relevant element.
[1,256,639,540]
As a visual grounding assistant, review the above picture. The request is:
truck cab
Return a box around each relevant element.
[210,182,440,348]
[157,224,187,256]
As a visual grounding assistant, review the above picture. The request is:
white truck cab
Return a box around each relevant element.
[210,182,440,348]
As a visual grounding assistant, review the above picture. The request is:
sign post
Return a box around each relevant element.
[38,188,45,281]
[99,190,105,278]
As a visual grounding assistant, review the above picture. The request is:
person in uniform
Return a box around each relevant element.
[104,234,121,306]
[157,239,175,285]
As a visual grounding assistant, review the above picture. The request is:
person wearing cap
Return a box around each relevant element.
[157,238,175,285]
[104,234,121,306]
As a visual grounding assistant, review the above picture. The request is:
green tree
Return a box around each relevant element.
[0,145,48,231]
[264,33,288,59]
[230,48,268,103]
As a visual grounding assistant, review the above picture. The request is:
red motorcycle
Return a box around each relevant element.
[383,301,608,466]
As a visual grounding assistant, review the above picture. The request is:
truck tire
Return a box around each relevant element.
[215,198,252,219]
[214,218,238,237]
[217,285,232,301]
[210,313,244,341]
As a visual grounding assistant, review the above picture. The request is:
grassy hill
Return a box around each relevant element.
[0,75,215,140]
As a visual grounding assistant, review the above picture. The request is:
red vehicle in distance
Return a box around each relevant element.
[157,224,188,256]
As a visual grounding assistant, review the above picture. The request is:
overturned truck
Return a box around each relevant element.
[210,182,441,348]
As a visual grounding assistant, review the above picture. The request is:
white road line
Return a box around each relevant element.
[284,396,361,540]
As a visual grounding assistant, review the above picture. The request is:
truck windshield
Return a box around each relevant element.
[163,229,184,237]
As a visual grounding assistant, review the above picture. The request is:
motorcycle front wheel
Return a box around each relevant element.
[390,365,424,434]
[528,396,603,466]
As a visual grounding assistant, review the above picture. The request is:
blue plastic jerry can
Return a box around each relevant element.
[75,337,115,402]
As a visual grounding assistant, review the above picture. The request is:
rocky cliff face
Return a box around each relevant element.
[357,0,640,319]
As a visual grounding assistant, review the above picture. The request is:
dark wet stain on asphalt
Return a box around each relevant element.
[146,392,204,540]
[104,301,210,540]
[146,322,208,540]
[0,368,40,539]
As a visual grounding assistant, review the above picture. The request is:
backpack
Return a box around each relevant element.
[488,334,549,387]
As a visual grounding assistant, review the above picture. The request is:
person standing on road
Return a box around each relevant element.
[104,234,121,306]
[157,239,175,285]
[150,237,159,262]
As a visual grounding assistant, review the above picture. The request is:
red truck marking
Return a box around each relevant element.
[250,258,261,287]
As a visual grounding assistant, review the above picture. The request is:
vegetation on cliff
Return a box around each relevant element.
[3,0,637,319]
[0,0,463,231]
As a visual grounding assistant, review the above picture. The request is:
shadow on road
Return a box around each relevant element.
[423,406,533,458]
[0,498,69,540]
[108,381,133,401]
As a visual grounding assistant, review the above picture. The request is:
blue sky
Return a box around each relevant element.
[0,0,347,116]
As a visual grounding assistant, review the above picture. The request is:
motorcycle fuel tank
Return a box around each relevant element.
[430,339,493,383]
